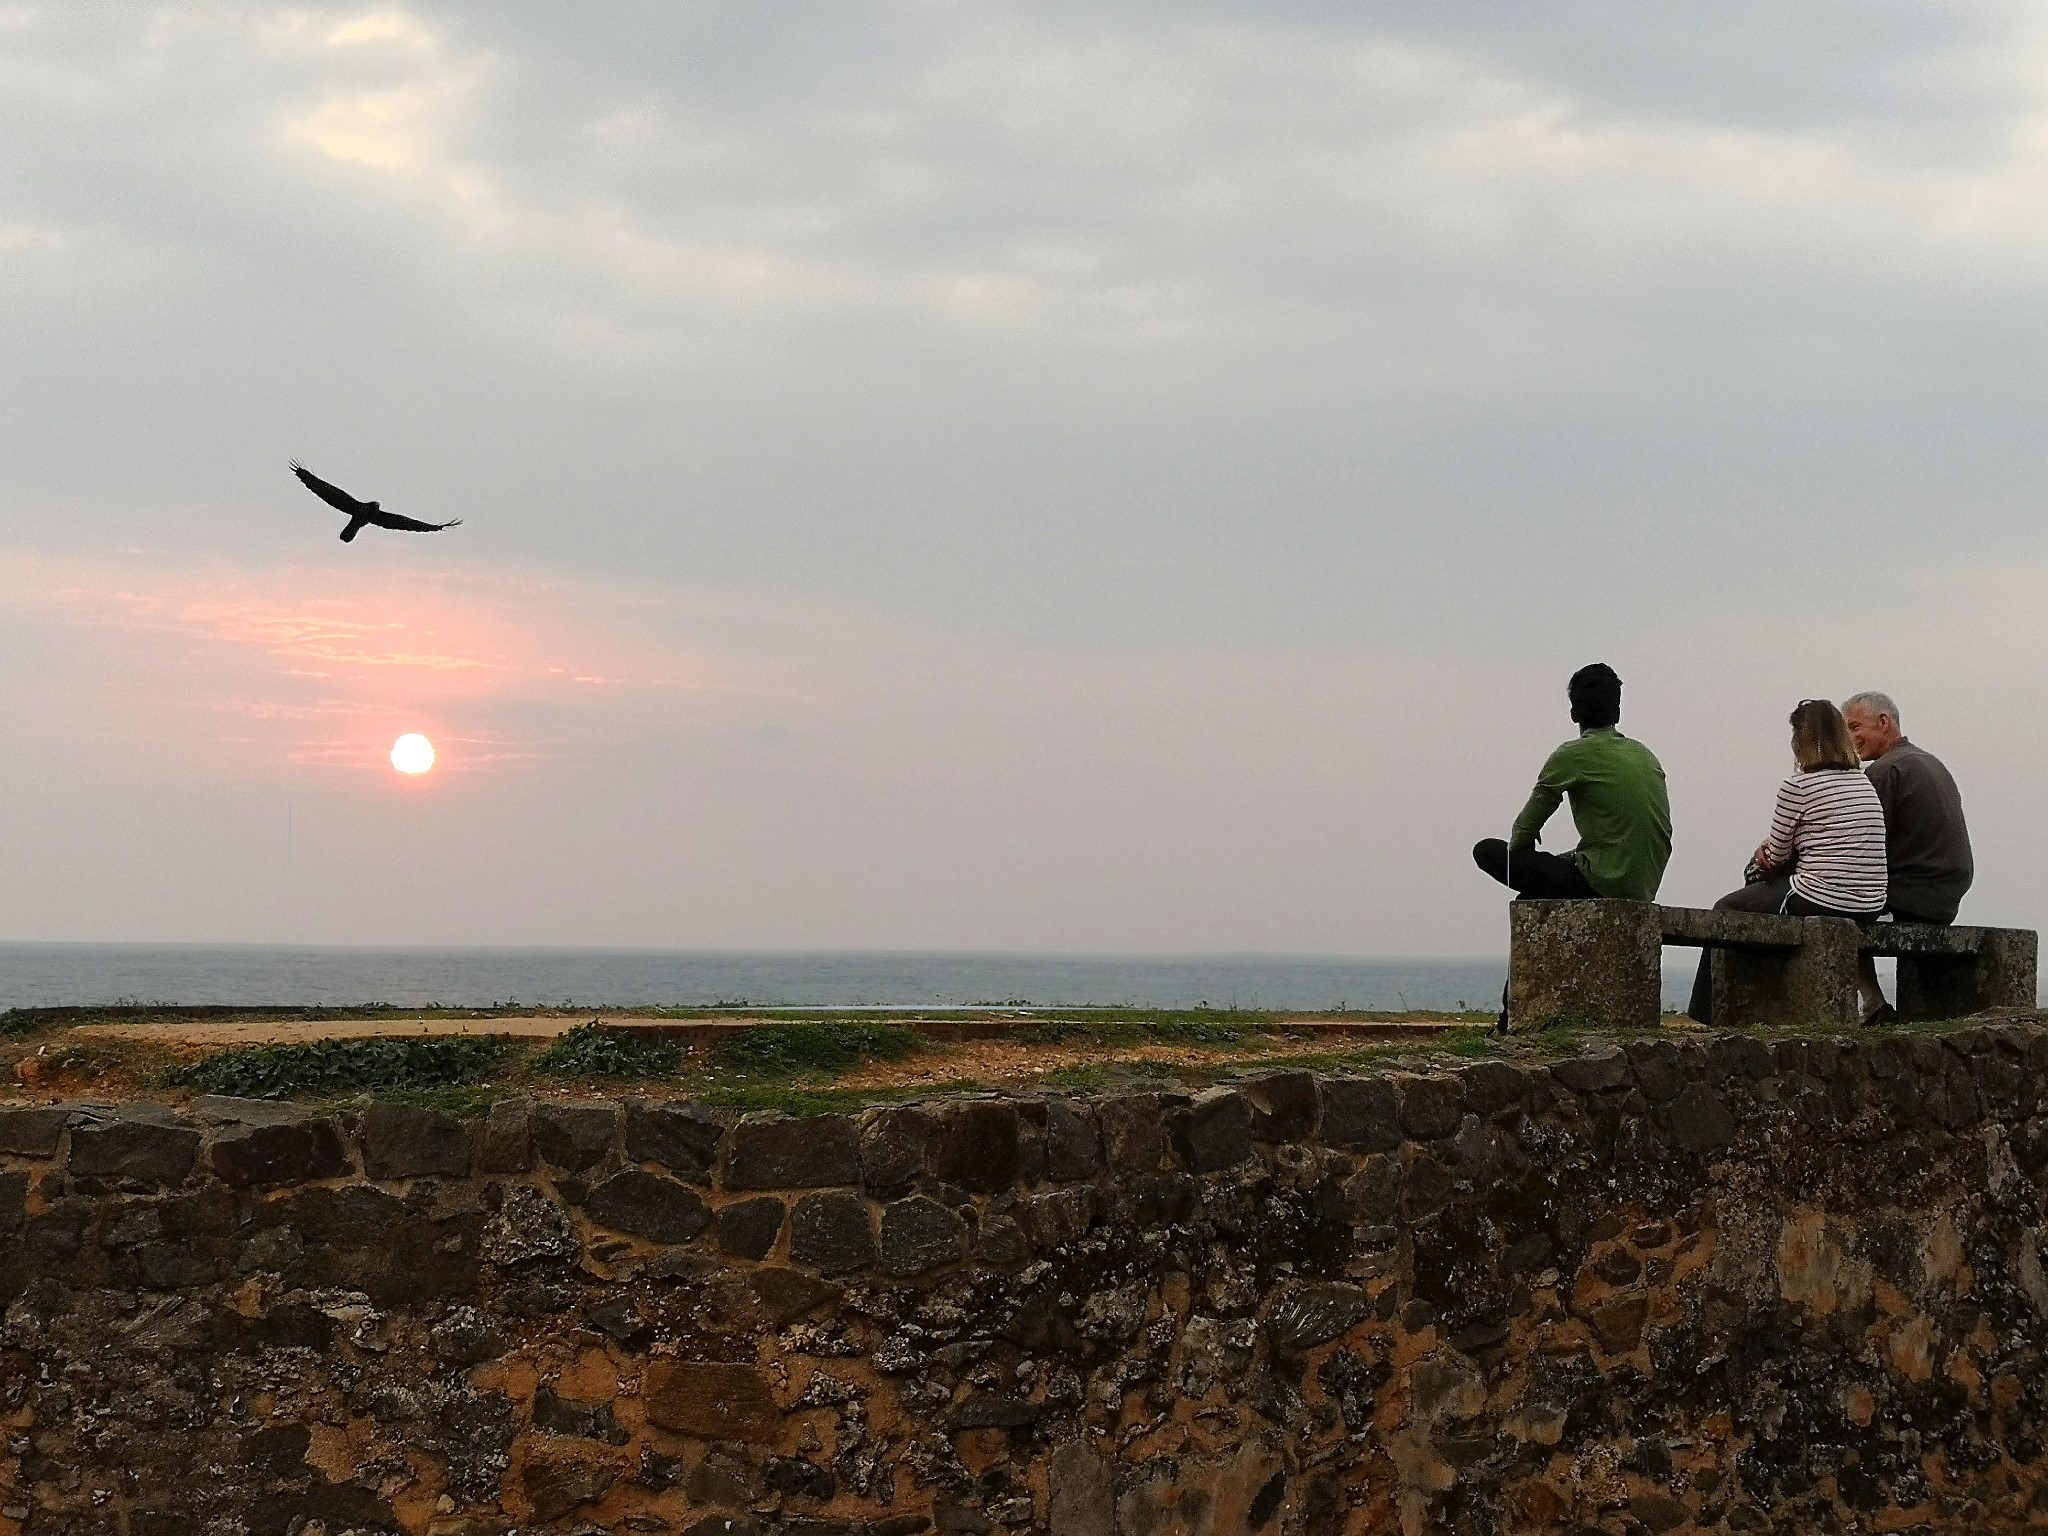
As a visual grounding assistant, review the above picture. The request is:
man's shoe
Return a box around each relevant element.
[1861,1003,1899,1028]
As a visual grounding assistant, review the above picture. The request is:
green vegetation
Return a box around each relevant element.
[532,1023,683,1078]
[166,1035,521,1099]
[1016,1013,1262,1047]
[0,1010,46,1038]
[709,1021,925,1078]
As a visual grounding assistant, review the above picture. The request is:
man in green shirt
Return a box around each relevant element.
[1473,664,1672,902]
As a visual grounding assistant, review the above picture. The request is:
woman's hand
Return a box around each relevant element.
[1751,841,1775,872]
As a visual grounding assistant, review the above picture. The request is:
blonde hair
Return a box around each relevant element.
[1790,698,1859,773]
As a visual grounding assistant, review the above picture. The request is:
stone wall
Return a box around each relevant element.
[4,1025,2048,1536]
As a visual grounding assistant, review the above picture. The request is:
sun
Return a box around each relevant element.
[390,732,436,775]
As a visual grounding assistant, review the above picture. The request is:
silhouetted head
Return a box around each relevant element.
[1568,663,1623,730]
[366,500,381,511]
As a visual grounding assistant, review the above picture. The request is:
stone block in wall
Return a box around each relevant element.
[190,1096,315,1127]
[727,1113,861,1190]
[644,1359,782,1441]
[1042,1098,1102,1180]
[361,1105,472,1179]
[1321,1077,1403,1152]
[430,1306,509,1366]
[481,1184,581,1266]
[531,1102,618,1171]
[476,1098,532,1172]
[1626,1041,1685,1103]
[717,1195,785,1259]
[1238,1071,1318,1141]
[522,1450,621,1522]
[1265,1280,1373,1356]
[208,1118,350,1188]
[860,1106,935,1191]
[1659,1085,1736,1155]
[975,1211,1030,1267]
[790,1190,876,1274]
[1550,1045,1631,1096]
[67,1115,202,1187]
[623,1100,723,1181]
[930,1102,1021,1193]
[750,1266,841,1324]
[1095,1092,1177,1175]
[533,1383,631,1445]
[1169,1089,1252,1173]
[950,1391,1037,1430]
[581,1169,711,1244]
[0,1170,24,1231]
[879,1194,967,1275]
[1398,1074,1465,1140]
[283,1183,486,1304]
[1048,1441,1115,1536]
[1707,1034,1774,1082]
[0,1104,69,1157]
[1456,1061,1527,1117]
[1016,1187,1095,1248]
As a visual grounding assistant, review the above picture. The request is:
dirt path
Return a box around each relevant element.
[67,1014,726,1047]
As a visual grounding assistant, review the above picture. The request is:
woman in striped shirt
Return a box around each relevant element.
[1753,699,1888,917]
[1686,699,1886,1021]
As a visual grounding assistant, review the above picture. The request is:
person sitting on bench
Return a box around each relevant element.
[1842,691,1974,1025]
[1473,663,1672,902]
[1686,698,1887,1023]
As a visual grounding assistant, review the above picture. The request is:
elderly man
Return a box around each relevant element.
[1842,691,1974,1024]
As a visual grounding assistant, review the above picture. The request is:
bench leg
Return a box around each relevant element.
[1508,900,1661,1032]
[1710,918,1860,1028]
[1896,930,2037,1019]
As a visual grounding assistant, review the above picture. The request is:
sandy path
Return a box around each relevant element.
[832,1031,1437,1090]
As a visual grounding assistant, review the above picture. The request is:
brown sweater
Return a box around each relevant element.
[1865,739,1973,923]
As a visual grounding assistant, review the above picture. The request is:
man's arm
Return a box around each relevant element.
[1508,747,1572,850]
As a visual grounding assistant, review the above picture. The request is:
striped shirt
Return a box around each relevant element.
[1763,769,1887,914]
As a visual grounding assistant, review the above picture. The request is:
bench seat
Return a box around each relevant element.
[1506,900,2038,1032]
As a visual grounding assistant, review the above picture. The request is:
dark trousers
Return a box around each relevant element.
[1472,839,1598,900]
[1685,877,1877,1023]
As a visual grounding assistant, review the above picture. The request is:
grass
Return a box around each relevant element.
[708,1021,925,1078]
[1015,1014,1263,1048]
[165,1035,522,1099]
[532,1024,683,1079]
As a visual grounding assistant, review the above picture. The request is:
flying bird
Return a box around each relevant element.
[289,461,463,542]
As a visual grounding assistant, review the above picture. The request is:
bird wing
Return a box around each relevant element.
[290,461,365,515]
[364,508,464,533]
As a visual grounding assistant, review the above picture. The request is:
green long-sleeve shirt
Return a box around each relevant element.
[1509,727,1672,901]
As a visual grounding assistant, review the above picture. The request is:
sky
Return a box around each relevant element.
[5,1,2048,955]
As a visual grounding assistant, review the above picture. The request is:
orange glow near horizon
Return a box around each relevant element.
[390,732,436,775]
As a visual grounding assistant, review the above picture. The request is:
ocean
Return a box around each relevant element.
[0,944,1532,1014]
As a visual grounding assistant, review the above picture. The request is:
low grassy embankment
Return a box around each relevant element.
[0,1006,1497,1115]
[0,1003,2001,1117]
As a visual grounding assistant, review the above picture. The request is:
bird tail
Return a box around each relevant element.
[340,517,368,542]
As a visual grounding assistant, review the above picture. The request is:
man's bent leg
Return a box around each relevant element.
[1686,878,1792,1023]
[1473,839,1599,899]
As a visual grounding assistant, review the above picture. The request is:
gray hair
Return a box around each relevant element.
[1842,691,1901,728]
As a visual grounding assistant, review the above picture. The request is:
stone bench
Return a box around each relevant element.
[1507,900,2038,1031]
